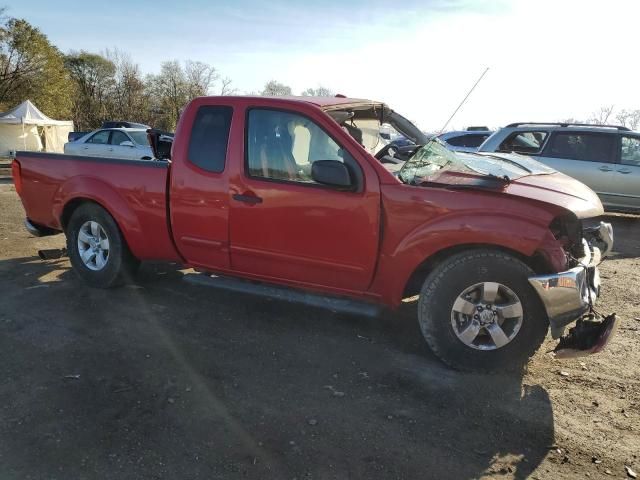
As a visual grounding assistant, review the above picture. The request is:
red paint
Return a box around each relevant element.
[14,96,602,308]
[11,160,22,196]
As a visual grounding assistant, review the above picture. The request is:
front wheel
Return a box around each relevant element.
[418,250,548,372]
[66,203,139,288]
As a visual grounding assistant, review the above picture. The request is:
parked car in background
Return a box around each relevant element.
[68,131,89,143]
[64,128,155,160]
[389,134,415,147]
[438,127,494,153]
[102,121,150,129]
[67,122,152,143]
[478,123,640,213]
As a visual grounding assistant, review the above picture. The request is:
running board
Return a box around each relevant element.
[183,273,382,318]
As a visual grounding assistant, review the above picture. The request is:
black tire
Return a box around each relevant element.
[418,249,548,372]
[66,203,139,288]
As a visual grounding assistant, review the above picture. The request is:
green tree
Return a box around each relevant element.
[0,17,73,118]
[65,51,116,129]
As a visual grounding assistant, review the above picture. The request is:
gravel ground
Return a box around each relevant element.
[0,174,639,480]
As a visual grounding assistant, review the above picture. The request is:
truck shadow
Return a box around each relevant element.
[0,256,553,479]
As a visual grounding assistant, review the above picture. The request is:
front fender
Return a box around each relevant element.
[373,211,556,306]
[52,176,145,258]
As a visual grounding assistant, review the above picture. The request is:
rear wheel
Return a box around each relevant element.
[66,203,139,288]
[418,249,548,372]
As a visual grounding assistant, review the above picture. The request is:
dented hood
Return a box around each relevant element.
[397,145,604,219]
[503,171,604,219]
[414,168,605,219]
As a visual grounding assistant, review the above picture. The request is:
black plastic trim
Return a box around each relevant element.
[16,151,169,168]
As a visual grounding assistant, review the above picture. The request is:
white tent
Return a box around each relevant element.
[0,100,74,156]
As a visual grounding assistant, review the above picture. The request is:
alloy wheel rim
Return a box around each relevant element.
[450,282,524,350]
[77,221,110,271]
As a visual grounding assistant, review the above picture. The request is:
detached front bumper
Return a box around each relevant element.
[528,221,618,356]
[528,265,599,337]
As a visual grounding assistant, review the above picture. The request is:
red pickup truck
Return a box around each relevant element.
[12,95,617,371]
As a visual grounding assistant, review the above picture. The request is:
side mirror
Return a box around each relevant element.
[311,160,352,188]
[119,140,135,147]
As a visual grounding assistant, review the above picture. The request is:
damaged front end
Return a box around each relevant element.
[528,221,619,358]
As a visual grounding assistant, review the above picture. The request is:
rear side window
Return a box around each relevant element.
[445,134,490,148]
[110,131,129,145]
[498,131,548,154]
[87,130,110,144]
[545,132,614,162]
[188,106,233,173]
[620,136,640,166]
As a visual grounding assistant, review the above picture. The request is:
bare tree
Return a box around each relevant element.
[145,60,187,130]
[301,86,334,96]
[615,109,640,130]
[627,111,640,130]
[588,105,615,125]
[218,76,237,95]
[105,48,147,123]
[145,59,220,130]
[261,80,292,96]
[184,60,217,98]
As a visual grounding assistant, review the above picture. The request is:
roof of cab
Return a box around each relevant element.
[202,95,383,110]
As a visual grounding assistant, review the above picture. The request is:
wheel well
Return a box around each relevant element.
[60,197,139,261]
[401,244,550,299]
[60,198,96,230]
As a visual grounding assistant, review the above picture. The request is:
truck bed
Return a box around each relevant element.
[14,152,179,261]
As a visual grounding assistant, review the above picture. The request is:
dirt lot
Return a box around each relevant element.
[1,172,639,479]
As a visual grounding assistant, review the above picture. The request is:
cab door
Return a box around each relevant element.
[227,106,380,292]
[537,131,617,205]
[169,103,234,270]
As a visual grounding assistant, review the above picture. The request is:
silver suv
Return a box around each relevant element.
[478,123,640,213]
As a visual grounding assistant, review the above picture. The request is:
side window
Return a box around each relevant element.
[545,133,615,162]
[188,106,233,173]
[246,109,355,184]
[110,131,130,146]
[620,136,640,166]
[87,130,110,144]
[498,131,548,154]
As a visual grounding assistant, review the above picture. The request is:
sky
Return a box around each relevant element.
[7,0,640,131]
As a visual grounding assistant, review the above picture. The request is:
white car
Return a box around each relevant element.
[64,128,154,160]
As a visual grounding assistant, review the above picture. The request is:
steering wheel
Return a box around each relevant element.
[375,144,402,163]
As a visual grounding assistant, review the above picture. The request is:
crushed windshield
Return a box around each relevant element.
[399,139,477,184]
[398,139,551,185]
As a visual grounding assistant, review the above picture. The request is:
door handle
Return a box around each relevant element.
[617,168,632,174]
[598,165,613,171]
[232,193,263,205]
